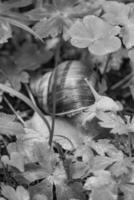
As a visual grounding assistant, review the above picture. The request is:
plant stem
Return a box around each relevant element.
[4,96,25,126]
[128,132,132,159]
[49,38,61,146]
[24,83,37,106]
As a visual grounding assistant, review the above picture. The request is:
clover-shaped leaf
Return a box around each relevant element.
[102,1,129,25]
[69,15,121,55]
[102,1,134,49]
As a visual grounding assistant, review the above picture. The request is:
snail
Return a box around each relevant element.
[30,60,121,135]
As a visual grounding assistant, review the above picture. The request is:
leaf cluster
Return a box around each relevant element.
[1,1,134,200]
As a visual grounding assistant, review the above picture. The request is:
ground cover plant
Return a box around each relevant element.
[1,0,134,200]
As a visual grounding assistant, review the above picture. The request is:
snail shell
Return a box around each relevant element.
[31,61,97,111]
[30,60,98,128]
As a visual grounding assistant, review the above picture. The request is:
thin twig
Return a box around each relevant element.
[103,53,111,74]
[4,96,25,126]
[110,72,134,90]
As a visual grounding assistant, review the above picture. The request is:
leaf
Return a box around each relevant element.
[70,160,90,179]
[56,182,86,200]
[67,144,94,179]
[28,0,80,39]
[27,0,79,20]
[89,36,121,56]
[74,144,94,164]
[110,158,130,177]
[102,1,129,25]
[29,179,53,200]
[69,15,121,55]
[97,112,128,135]
[108,151,131,177]
[1,152,25,172]
[0,20,12,44]
[0,56,29,91]
[90,186,117,200]
[22,142,67,183]
[89,139,117,156]
[33,17,65,38]
[26,8,49,21]
[92,156,115,171]
[1,185,30,200]
[28,0,106,40]
[0,42,52,91]
[23,142,85,200]
[14,43,53,71]
[0,112,25,136]
[29,173,86,200]
[32,142,59,173]
[10,129,49,163]
[97,112,134,135]
[102,1,134,49]
[84,170,112,190]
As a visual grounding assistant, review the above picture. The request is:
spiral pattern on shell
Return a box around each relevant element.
[30,60,98,119]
